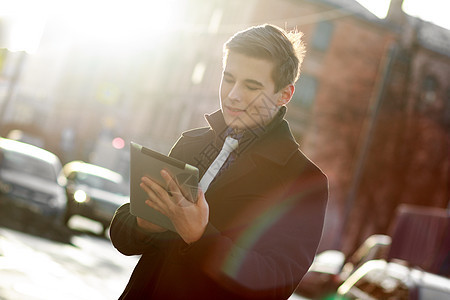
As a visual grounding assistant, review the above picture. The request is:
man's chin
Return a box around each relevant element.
[225,119,256,131]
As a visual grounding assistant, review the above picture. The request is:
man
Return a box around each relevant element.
[110,24,328,300]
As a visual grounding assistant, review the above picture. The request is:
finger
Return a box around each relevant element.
[141,177,178,214]
[160,170,183,199]
[197,188,206,207]
[140,181,168,213]
[140,181,159,201]
[144,199,166,215]
[141,176,170,200]
[140,182,167,212]
[144,197,173,219]
[160,170,178,190]
[160,169,196,203]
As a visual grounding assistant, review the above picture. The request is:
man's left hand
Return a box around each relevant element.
[140,170,209,244]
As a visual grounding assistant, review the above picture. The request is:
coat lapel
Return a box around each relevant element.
[199,107,299,194]
[206,120,299,193]
[206,151,256,193]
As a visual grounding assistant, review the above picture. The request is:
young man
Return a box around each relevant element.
[110,24,328,299]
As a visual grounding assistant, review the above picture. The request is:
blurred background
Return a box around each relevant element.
[0,0,448,299]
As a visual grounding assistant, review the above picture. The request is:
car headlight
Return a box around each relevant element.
[74,190,88,203]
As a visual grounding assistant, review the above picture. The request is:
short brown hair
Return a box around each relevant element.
[223,24,306,93]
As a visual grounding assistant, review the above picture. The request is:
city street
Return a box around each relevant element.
[0,217,138,300]
[0,213,310,300]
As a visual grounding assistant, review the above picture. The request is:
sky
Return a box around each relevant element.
[0,0,448,53]
[1,0,449,29]
[356,0,450,29]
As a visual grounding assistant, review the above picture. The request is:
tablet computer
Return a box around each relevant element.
[129,142,199,231]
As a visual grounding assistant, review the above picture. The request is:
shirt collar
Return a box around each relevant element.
[205,106,287,138]
[204,106,298,165]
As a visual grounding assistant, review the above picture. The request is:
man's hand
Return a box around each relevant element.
[140,170,209,244]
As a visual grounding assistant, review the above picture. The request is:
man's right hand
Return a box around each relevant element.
[136,217,168,233]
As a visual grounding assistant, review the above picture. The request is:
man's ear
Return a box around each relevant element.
[277,84,295,106]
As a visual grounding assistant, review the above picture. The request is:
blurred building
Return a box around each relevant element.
[0,0,448,253]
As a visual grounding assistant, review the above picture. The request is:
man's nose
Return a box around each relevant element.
[228,84,243,102]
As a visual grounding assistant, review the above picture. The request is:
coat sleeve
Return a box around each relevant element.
[109,203,177,256]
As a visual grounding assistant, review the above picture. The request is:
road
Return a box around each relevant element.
[0,211,309,300]
[0,216,138,300]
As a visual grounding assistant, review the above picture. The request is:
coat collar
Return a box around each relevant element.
[204,106,299,166]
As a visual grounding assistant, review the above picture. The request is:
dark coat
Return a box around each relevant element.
[110,108,328,300]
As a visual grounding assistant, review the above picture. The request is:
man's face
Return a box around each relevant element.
[220,52,285,131]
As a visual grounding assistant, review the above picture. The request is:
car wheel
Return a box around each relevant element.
[101,223,110,236]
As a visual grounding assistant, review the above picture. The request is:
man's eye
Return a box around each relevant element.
[224,77,234,83]
[246,85,259,91]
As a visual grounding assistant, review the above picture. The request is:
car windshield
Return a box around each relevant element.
[0,149,57,182]
[72,172,127,195]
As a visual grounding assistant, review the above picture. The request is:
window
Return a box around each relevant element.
[191,62,206,85]
[2,150,56,182]
[291,74,318,108]
[312,21,334,51]
[208,8,223,34]
[421,75,438,104]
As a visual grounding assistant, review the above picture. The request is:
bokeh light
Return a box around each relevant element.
[112,137,125,150]
[0,0,186,53]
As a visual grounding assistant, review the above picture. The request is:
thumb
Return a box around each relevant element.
[197,188,207,207]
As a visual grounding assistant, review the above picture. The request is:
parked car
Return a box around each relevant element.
[0,137,67,223]
[62,161,129,234]
[6,129,46,148]
[336,259,450,299]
